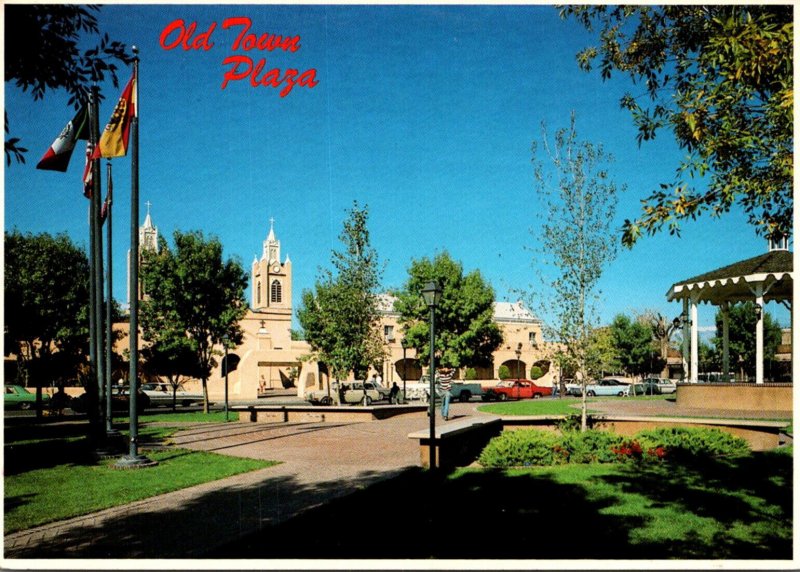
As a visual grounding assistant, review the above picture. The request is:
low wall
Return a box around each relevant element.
[234,404,427,423]
[676,383,792,414]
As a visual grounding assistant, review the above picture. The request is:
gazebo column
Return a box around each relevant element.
[755,284,764,385]
[721,302,730,382]
[690,296,699,383]
[681,298,690,382]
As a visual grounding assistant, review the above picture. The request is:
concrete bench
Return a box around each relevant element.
[408,416,502,470]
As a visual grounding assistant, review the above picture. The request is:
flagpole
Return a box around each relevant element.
[117,45,154,467]
[91,85,106,439]
[105,160,119,439]
[87,86,100,439]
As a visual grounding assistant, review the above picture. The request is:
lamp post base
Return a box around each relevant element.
[113,454,158,469]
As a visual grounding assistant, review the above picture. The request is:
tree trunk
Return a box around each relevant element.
[202,378,209,414]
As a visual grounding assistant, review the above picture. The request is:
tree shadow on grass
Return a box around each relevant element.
[210,467,650,559]
[212,452,792,560]
[598,451,792,559]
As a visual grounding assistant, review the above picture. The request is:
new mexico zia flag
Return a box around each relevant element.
[93,74,136,159]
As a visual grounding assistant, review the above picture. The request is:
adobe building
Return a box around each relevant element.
[131,212,556,401]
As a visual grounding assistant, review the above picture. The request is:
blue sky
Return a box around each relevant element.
[4,4,789,334]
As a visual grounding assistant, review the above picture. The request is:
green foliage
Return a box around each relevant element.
[558,430,623,464]
[609,314,660,377]
[636,427,751,460]
[140,230,248,411]
[585,327,620,378]
[296,202,384,380]
[4,231,90,391]
[498,365,511,380]
[529,366,543,380]
[464,367,477,380]
[479,427,752,468]
[562,5,793,245]
[394,251,502,369]
[711,302,783,377]
[479,430,560,468]
[530,113,622,430]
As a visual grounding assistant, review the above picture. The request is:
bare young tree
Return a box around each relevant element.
[529,112,623,431]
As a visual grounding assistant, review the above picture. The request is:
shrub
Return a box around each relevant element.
[498,365,511,380]
[532,360,550,377]
[560,430,624,464]
[636,427,750,460]
[464,368,477,381]
[479,430,559,468]
[530,366,543,380]
[478,427,752,468]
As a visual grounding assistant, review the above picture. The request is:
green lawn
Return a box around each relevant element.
[478,397,591,416]
[213,447,793,560]
[118,410,234,424]
[4,421,276,534]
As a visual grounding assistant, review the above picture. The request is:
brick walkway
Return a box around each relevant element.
[4,404,471,559]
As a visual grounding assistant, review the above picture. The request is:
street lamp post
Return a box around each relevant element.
[222,334,229,422]
[421,280,442,470]
[401,338,408,404]
[515,343,522,380]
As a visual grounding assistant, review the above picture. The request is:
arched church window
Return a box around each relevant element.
[271,279,282,303]
[257,281,261,305]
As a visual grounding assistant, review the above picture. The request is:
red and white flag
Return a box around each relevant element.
[36,104,90,172]
[83,142,94,198]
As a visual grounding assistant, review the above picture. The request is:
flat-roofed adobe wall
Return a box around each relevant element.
[676,383,792,414]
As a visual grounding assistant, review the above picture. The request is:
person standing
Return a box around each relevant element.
[437,374,452,421]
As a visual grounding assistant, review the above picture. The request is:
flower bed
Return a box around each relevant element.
[478,427,751,468]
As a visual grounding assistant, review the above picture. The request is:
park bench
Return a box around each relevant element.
[407,416,502,471]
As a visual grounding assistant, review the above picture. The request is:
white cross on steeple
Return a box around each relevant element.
[145,201,152,217]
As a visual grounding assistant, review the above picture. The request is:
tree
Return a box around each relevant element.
[141,337,199,411]
[530,112,622,430]
[297,202,385,391]
[562,6,793,246]
[4,231,90,417]
[642,310,681,376]
[394,252,502,374]
[608,314,660,378]
[5,5,132,164]
[711,302,782,380]
[140,231,248,413]
[585,327,620,379]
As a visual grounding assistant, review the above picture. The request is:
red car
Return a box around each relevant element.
[484,379,552,401]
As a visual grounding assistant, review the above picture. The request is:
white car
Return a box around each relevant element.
[140,382,205,407]
[639,377,678,395]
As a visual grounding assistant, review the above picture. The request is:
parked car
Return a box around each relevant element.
[484,379,552,401]
[307,386,337,406]
[71,385,150,414]
[140,382,205,407]
[568,378,630,397]
[4,385,48,410]
[343,381,391,405]
[632,377,677,395]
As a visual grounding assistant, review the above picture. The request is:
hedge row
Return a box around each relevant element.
[478,427,751,468]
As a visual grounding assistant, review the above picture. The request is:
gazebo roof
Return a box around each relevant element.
[666,249,793,304]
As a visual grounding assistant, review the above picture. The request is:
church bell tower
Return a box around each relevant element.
[252,218,292,311]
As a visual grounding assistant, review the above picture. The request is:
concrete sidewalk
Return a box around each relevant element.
[5,404,473,559]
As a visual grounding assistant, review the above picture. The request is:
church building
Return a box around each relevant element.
[130,212,553,401]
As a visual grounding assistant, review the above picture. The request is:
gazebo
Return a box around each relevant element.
[666,237,793,384]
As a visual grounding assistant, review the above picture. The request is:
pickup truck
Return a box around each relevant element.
[404,378,484,403]
[484,379,552,401]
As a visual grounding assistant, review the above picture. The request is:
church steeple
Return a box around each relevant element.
[262,216,280,264]
[252,218,292,311]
